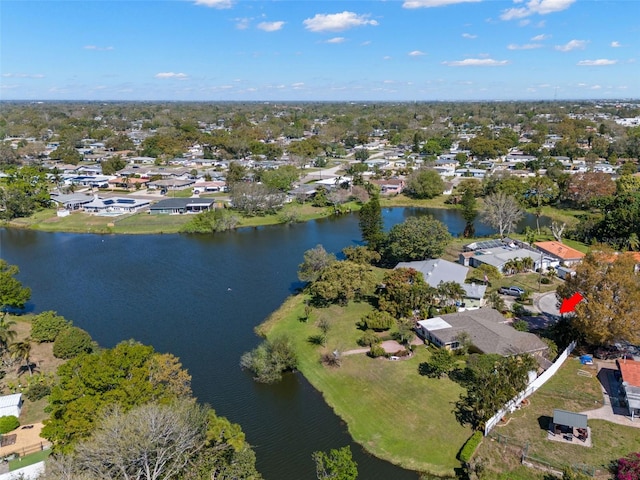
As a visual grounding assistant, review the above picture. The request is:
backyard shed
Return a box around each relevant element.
[551,409,589,443]
[0,394,22,418]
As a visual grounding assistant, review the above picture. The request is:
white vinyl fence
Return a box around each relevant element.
[484,340,577,436]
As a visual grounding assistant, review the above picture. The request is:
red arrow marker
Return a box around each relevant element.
[559,292,584,314]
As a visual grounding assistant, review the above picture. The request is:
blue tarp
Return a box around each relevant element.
[580,355,593,364]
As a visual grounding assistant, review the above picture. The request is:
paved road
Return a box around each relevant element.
[522,291,562,329]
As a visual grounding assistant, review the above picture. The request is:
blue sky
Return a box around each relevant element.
[1,0,638,101]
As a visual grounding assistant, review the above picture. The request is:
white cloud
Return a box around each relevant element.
[326,37,346,44]
[383,55,392,60]
[443,58,509,66]
[501,0,575,20]
[84,45,114,51]
[610,41,621,48]
[291,82,305,89]
[361,40,372,46]
[155,72,189,79]
[462,33,477,39]
[235,17,251,30]
[1,73,45,78]
[257,21,285,32]
[403,0,481,8]
[531,34,550,41]
[303,12,378,32]
[193,0,233,8]
[507,43,542,50]
[555,39,587,52]
[408,50,426,56]
[577,59,618,66]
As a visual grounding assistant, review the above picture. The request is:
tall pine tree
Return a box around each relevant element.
[358,193,384,250]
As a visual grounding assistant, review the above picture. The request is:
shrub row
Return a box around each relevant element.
[459,431,483,463]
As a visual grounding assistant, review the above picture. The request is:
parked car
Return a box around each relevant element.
[499,286,525,297]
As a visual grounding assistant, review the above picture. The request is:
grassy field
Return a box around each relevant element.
[476,358,640,479]
[258,294,472,477]
[8,449,50,470]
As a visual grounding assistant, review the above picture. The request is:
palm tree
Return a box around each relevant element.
[437,281,467,307]
[521,256,534,272]
[0,317,17,356]
[10,338,32,376]
[487,291,506,313]
[502,259,516,276]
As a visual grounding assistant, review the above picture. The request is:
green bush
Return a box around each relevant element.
[31,311,72,343]
[240,336,298,383]
[459,431,483,463]
[358,311,395,332]
[541,277,551,284]
[24,382,51,401]
[53,326,94,359]
[0,416,20,434]
[357,330,381,347]
[368,345,386,358]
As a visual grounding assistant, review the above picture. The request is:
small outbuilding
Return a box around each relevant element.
[550,409,590,444]
[0,393,23,418]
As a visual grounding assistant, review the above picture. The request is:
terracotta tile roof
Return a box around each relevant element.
[534,241,585,261]
[618,359,640,387]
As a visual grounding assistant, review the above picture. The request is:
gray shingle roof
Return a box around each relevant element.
[395,259,468,288]
[423,308,548,356]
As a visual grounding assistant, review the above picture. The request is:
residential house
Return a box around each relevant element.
[107,177,150,191]
[616,359,640,420]
[82,195,150,214]
[149,198,217,215]
[455,168,486,178]
[50,192,95,211]
[464,243,551,273]
[193,181,227,194]
[416,308,548,356]
[395,258,486,309]
[534,241,585,267]
[147,178,195,191]
[369,178,405,195]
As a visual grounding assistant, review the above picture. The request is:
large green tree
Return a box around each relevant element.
[309,261,376,306]
[259,165,300,192]
[378,268,435,318]
[384,215,452,263]
[0,260,31,316]
[313,446,358,480]
[404,168,445,199]
[42,341,193,452]
[460,187,478,238]
[557,251,640,345]
[298,245,337,283]
[358,193,384,250]
[455,354,537,430]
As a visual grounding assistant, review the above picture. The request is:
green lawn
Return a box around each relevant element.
[8,449,50,470]
[258,294,472,477]
[476,358,640,478]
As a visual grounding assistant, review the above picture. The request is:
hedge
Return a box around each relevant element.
[0,416,20,434]
[459,430,483,463]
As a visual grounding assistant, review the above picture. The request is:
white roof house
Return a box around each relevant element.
[394,258,487,309]
[0,393,23,418]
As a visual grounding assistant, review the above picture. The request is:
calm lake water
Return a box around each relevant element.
[0,208,547,479]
